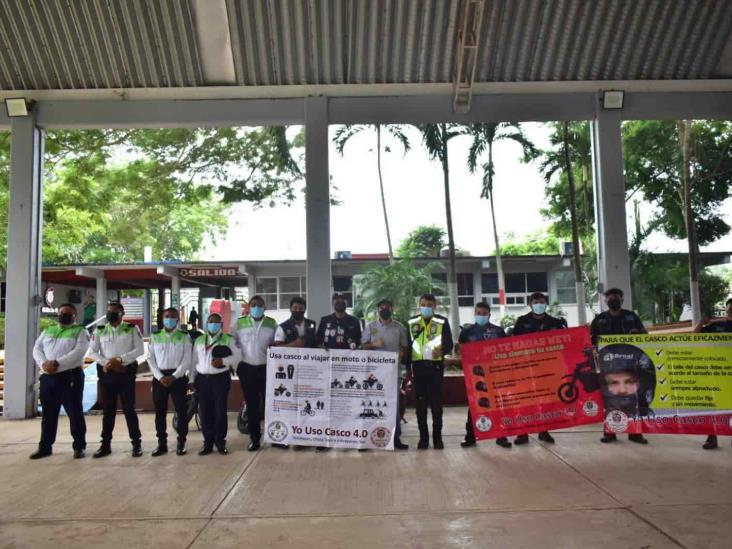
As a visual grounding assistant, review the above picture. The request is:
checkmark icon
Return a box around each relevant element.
[659,378,667,385]
[656,364,664,371]
[655,349,663,356]
[660,394,669,401]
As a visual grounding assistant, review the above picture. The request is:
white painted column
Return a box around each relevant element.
[4,115,44,418]
[171,275,181,309]
[95,276,107,321]
[591,108,632,309]
[304,97,332,322]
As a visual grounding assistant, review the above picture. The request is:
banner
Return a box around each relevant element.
[598,334,732,435]
[462,327,602,439]
[263,347,399,450]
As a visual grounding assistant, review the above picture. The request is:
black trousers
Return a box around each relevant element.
[98,363,141,445]
[412,360,444,439]
[152,371,189,444]
[196,372,231,448]
[237,362,266,441]
[39,368,86,452]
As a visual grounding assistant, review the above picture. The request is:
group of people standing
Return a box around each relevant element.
[30,287,730,459]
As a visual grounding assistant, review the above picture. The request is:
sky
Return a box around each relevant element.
[207,123,732,261]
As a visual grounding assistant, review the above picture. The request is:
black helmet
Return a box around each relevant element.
[598,344,656,417]
[212,345,233,359]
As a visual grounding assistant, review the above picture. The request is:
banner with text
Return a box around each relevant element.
[598,334,732,435]
[264,348,399,450]
[462,327,602,439]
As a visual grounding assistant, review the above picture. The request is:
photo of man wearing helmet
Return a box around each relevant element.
[599,344,656,434]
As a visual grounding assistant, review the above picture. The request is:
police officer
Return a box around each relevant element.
[693,297,732,450]
[316,293,362,350]
[511,292,566,445]
[88,301,144,458]
[407,293,453,450]
[191,313,239,455]
[362,299,409,450]
[590,288,649,444]
[274,296,318,349]
[147,307,193,457]
[458,302,511,449]
[234,296,278,452]
[30,303,90,459]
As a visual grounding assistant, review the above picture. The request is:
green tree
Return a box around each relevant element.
[355,260,443,325]
[418,123,464,331]
[396,225,446,258]
[499,231,561,255]
[466,123,536,313]
[333,124,410,261]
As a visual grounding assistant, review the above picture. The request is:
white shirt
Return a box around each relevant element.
[191,331,240,380]
[234,315,277,365]
[87,322,145,366]
[147,329,193,381]
[33,325,90,374]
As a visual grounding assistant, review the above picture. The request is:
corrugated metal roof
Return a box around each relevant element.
[1,0,731,91]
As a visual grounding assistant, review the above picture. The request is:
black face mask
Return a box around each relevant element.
[106,311,121,323]
[379,309,392,320]
[58,313,74,326]
[291,311,305,321]
[607,298,622,311]
[334,301,346,313]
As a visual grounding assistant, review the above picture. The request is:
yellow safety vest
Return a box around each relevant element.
[408,315,445,362]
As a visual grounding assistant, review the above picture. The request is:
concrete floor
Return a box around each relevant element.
[0,408,730,549]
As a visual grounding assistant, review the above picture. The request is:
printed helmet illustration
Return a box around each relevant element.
[473,365,485,377]
[598,344,656,417]
[478,396,491,408]
[475,381,488,392]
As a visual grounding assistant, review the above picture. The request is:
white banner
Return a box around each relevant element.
[264,348,399,450]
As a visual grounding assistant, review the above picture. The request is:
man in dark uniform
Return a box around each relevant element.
[511,292,566,445]
[458,302,511,449]
[590,287,649,444]
[407,293,453,450]
[274,296,318,348]
[694,297,732,450]
[316,293,362,350]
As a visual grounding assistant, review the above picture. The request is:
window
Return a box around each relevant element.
[505,273,526,293]
[255,277,278,307]
[279,276,307,310]
[431,272,447,297]
[457,273,474,307]
[481,271,549,306]
[481,273,498,293]
[554,271,577,303]
[527,272,548,292]
[333,276,353,307]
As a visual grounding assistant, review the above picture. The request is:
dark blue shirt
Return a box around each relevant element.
[316,313,362,350]
[458,322,506,343]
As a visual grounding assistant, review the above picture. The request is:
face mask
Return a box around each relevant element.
[379,309,392,320]
[106,311,120,323]
[163,318,178,330]
[475,315,489,326]
[291,311,305,321]
[334,301,346,313]
[531,303,547,315]
[420,306,433,318]
[607,298,622,311]
[250,306,264,318]
[207,323,222,334]
[58,313,74,326]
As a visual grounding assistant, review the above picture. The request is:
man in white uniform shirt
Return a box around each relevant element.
[191,313,240,455]
[234,295,278,451]
[31,303,90,459]
[87,301,145,458]
[147,307,193,457]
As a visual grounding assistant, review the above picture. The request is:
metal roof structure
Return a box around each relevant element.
[1,0,731,96]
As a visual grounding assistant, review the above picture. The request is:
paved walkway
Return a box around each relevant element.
[0,408,730,548]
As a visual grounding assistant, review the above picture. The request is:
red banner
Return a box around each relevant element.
[462,326,603,439]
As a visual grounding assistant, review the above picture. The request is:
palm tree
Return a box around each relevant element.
[466,123,536,316]
[333,124,410,262]
[418,123,464,331]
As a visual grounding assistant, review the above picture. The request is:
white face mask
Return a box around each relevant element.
[531,303,547,315]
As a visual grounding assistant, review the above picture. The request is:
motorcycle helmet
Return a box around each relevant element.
[598,344,655,417]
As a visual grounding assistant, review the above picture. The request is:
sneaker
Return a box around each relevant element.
[628,433,648,445]
[217,446,229,455]
[538,431,555,444]
[29,448,52,460]
[600,433,617,443]
[176,442,187,456]
[514,434,529,445]
[496,437,512,449]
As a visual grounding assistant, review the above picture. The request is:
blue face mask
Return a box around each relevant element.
[475,315,489,326]
[531,303,547,315]
[420,306,433,318]
[250,306,264,319]
[207,322,222,334]
[163,318,178,330]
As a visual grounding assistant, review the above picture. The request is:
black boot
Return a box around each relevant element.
[433,432,444,450]
[394,439,409,450]
[131,441,143,457]
[628,433,648,444]
[601,433,617,443]
[176,441,187,456]
[496,437,512,449]
[702,435,718,450]
[514,434,529,445]
[151,442,168,457]
[29,447,52,460]
[93,443,112,458]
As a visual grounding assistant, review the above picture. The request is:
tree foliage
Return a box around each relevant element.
[499,231,561,255]
[396,225,446,258]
